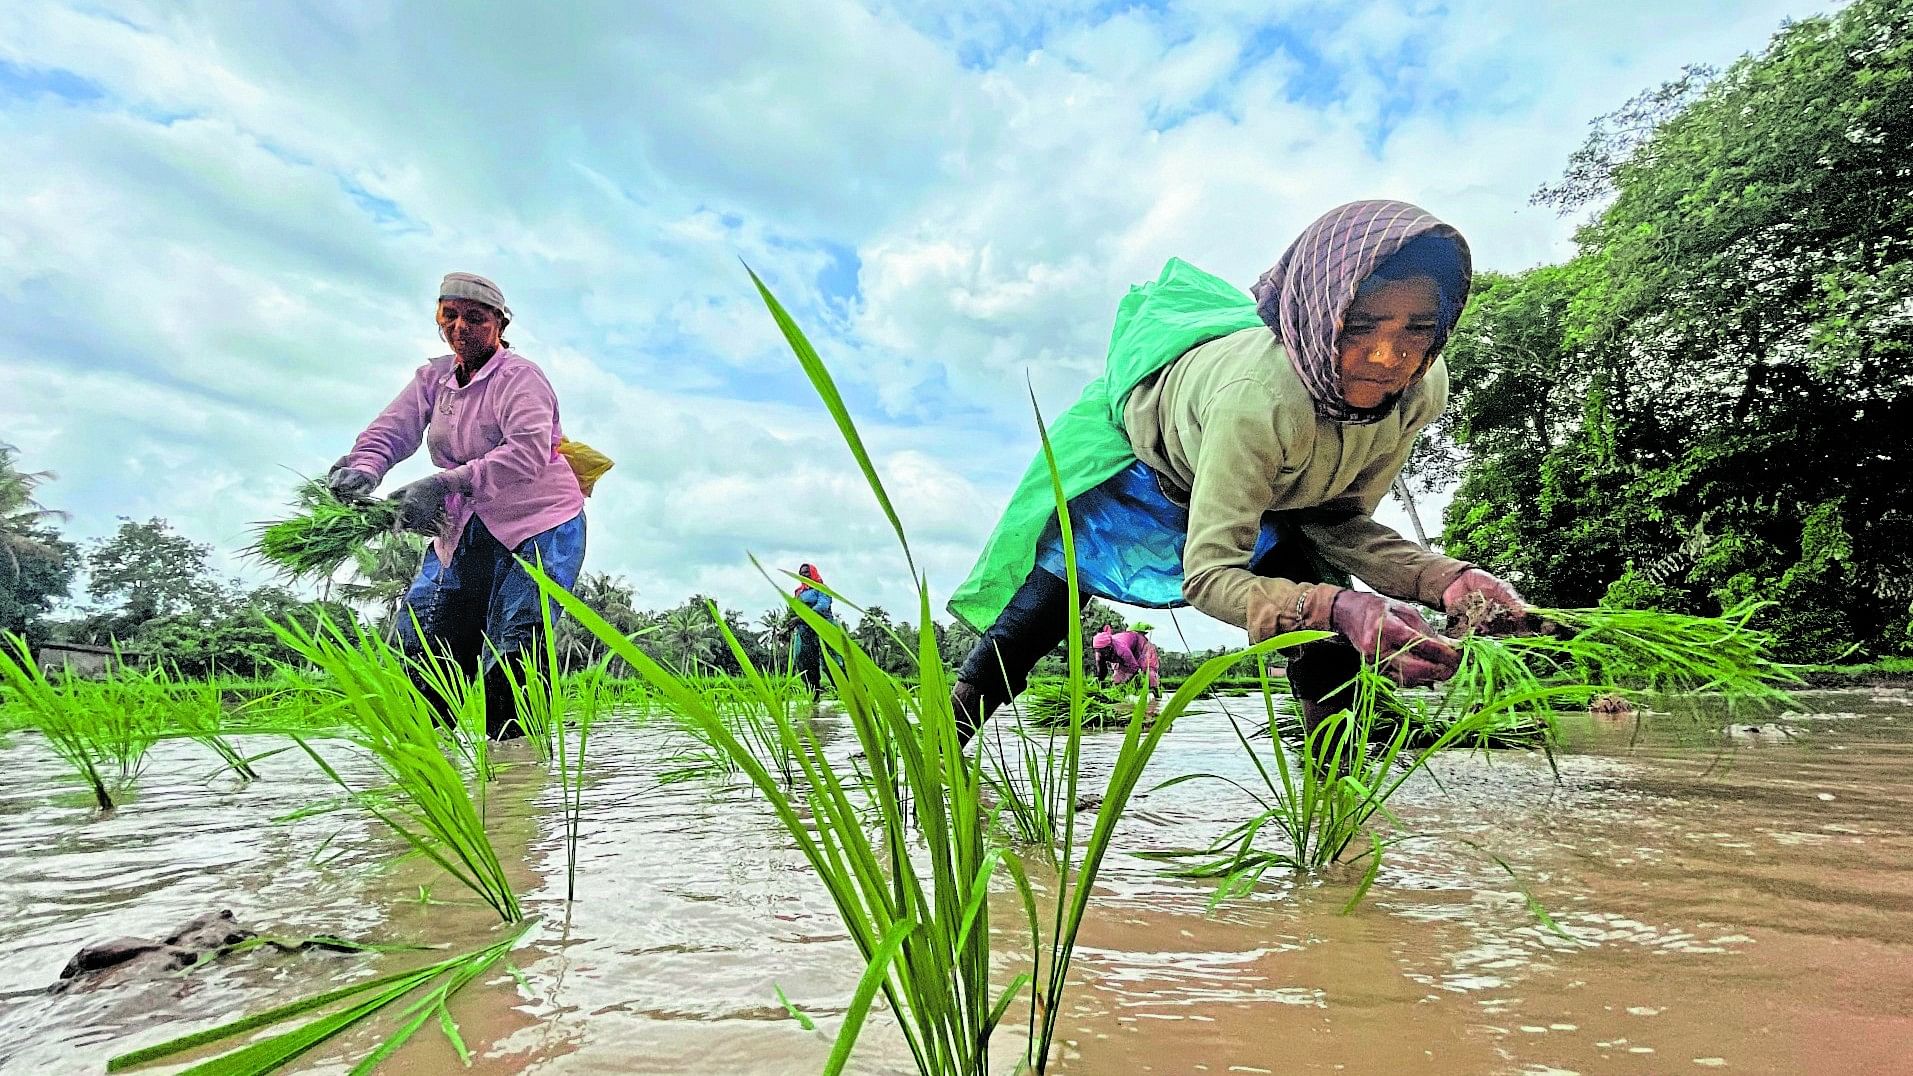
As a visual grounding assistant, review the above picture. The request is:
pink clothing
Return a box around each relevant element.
[1106,630,1160,689]
[345,350,584,565]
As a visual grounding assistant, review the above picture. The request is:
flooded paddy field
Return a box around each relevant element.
[2,688,1911,1074]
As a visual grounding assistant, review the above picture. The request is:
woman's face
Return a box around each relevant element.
[438,298,503,364]
[1334,276,1440,409]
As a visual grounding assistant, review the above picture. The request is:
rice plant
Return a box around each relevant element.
[273,615,522,924]
[1144,597,1802,913]
[106,919,533,1075]
[556,659,611,903]
[491,591,608,902]
[1141,658,1493,908]
[246,479,404,583]
[0,632,127,809]
[514,268,1323,1075]
[1434,599,1802,730]
[979,713,1068,858]
[652,648,811,787]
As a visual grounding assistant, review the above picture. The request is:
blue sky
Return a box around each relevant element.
[0,0,1828,649]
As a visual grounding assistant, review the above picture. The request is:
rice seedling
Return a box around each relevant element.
[533,559,1021,1073]
[1140,657,1504,910]
[273,614,522,924]
[1142,598,1800,915]
[1434,599,1802,731]
[979,713,1068,857]
[556,659,612,903]
[401,630,497,792]
[246,479,404,583]
[651,649,811,787]
[106,919,533,1075]
[129,661,267,780]
[493,589,609,902]
[514,268,1325,1075]
[0,632,128,810]
[1018,677,1135,728]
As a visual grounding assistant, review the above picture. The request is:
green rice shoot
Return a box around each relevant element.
[248,479,404,582]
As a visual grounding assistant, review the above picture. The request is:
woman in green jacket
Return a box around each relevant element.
[947,200,1523,740]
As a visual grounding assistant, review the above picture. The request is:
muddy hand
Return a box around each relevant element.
[389,474,451,536]
[326,456,378,500]
[1440,568,1527,637]
[1329,590,1462,687]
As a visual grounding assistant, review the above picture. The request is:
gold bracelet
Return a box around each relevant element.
[1292,583,1314,624]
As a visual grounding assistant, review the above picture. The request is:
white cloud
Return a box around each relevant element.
[0,0,1824,651]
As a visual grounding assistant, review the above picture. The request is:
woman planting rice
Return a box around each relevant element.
[791,563,834,697]
[948,200,1523,740]
[327,272,587,739]
[1102,623,1163,700]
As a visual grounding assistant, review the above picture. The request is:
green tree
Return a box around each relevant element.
[852,605,908,676]
[555,572,643,671]
[654,598,724,675]
[134,586,356,678]
[0,444,71,580]
[86,518,218,630]
[1442,0,1913,660]
[0,523,80,641]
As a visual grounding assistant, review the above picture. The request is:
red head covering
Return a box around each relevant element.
[795,562,822,595]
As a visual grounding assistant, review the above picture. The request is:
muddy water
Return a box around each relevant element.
[2,688,1911,1074]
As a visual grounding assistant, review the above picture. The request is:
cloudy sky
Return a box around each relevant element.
[0,0,1827,649]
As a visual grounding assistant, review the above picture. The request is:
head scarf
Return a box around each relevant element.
[795,563,822,596]
[1251,200,1471,424]
[439,272,512,320]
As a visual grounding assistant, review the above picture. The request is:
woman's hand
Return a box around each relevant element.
[327,456,378,499]
[1440,568,1526,635]
[389,475,451,536]
[1328,589,1461,687]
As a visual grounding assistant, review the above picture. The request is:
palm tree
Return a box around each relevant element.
[658,602,722,676]
[755,607,796,672]
[0,444,69,581]
[558,573,642,670]
[337,532,428,638]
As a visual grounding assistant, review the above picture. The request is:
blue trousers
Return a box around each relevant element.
[398,512,586,738]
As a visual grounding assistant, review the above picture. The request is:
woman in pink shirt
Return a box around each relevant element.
[1105,625,1162,698]
[327,272,586,739]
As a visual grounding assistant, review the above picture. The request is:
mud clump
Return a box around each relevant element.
[51,910,253,994]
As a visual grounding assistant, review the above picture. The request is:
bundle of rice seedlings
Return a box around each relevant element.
[247,480,403,582]
[1019,678,1131,729]
[1438,599,1800,728]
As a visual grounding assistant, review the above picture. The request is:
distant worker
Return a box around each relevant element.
[791,563,834,697]
[1104,623,1162,699]
[326,272,594,739]
[946,200,1524,743]
[1090,622,1117,682]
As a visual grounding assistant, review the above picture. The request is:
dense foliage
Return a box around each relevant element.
[1439,0,1913,660]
